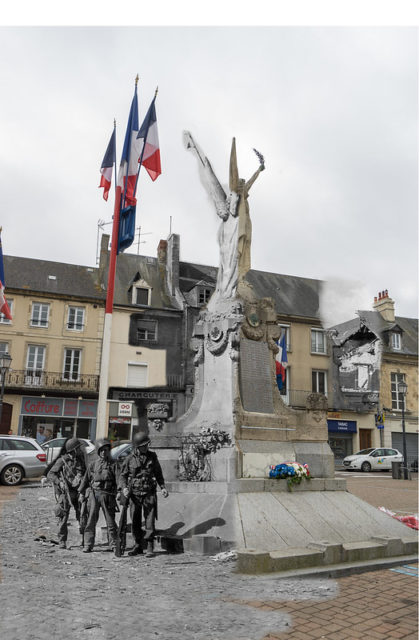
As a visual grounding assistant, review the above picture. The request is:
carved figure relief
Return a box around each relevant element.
[146,402,170,431]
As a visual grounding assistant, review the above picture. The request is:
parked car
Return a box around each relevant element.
[110,441,133,480]
[41,437,95,464]
[0,435,47,486]
[343,447,403,472]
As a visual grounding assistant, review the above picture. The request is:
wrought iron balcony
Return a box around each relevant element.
[281,389,328,408]
[4,370,99,393]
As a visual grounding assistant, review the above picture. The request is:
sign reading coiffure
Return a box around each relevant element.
[21,397,97,418]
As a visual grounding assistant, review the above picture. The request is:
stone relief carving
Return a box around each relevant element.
[306,393,328,423]
[146,402,170,431]
[241,298,280,350]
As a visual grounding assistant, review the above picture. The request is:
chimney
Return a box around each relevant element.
[373,289,395,322]
[157,239,167,265]
[166,233,180,296]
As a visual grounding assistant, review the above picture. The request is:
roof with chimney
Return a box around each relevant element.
[3,255,104,301]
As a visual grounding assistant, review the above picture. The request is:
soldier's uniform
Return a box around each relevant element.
[119,433,167,556]
[47,438,86,549]
[79,438,118,553]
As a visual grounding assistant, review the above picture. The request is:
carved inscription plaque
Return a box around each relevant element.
[239,337,274,414]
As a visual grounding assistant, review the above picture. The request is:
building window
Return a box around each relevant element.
[67,306,85,331]
[133,287,150,306]
[312,370,327,395]
[0,342,9,355]
[0,299,13,324]
[127,363,148,387]
[30,302,50,328]
[63,349,81,381]
[25,345,45,385]
[391,372,406,411]
[391,333,401,350]
[279,325,291,350]
[136,320,157,342]
[198,288,212,305]
[311,329,326,354]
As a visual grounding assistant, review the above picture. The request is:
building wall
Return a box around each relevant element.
[280,318,330,394]
[0,293,104,375]
[108,309,167,389]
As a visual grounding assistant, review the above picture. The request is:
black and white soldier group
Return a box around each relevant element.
[47,432,169,557]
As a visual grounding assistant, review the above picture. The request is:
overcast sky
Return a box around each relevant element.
[0,25,417,326]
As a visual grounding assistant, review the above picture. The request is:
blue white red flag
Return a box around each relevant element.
[0,233,12,321]
[275,333,288,391]
[99,127,116,201]
[117,85,141,208]
[136,95,161,181]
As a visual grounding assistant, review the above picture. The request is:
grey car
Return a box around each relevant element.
[0,435,47,486]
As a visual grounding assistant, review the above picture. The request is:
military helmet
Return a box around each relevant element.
[132,432,151,447]
[65,438,82,453]
[95,438,111,453]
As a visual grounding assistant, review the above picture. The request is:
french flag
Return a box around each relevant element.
[0,233,12,321]
[137,95,161,181]
[99,127,116,201]
[275,333,288,391]
[117,84,141,207]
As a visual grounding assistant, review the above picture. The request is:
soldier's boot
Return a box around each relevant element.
[146,541,155,558]
[83,546,93,553]
[128,544,143,556]
[112,537,122,558]
[59,541,66,550]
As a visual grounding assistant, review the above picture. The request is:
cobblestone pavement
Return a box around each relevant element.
[0,482,418,640]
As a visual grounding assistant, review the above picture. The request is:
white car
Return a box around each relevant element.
[41,437,95,464]
[343,447,403,472]
[0,436,47,485]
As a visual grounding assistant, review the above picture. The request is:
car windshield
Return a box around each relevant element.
[355,448,375,456]
[111,444,129,458]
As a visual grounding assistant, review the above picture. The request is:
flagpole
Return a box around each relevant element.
[132,87,158,199]
[113,119,117,195]
[96,184,122,439]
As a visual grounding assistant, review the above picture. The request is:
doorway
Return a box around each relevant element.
[359,428,372,450]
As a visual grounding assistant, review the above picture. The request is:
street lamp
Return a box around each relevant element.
[398,380,408,480]
[0,353,12,426]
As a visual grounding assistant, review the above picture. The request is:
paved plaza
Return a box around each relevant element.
[0,478,417,640]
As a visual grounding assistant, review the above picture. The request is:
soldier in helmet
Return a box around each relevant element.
[78,438,119,554]
[47,437,87,549]
[120,432,169,557]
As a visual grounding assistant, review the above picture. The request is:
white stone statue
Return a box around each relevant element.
[184,132,264,303]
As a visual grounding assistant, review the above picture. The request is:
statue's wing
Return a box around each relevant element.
[184,130,227,208]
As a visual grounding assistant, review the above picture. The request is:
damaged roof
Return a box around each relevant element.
[331,310,418,356]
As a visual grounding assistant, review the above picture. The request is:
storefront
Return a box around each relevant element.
[19,396,97,442]
[109,388,185,441]
[327,419,357,464]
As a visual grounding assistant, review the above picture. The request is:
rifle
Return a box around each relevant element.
[117,480,132,557]
[79,491,89,546]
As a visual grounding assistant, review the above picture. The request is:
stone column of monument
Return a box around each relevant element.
[177,132,334,482]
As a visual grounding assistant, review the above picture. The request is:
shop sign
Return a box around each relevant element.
[21,397,63,416]
[79,400,97,418]
[118,391,177,400]
[327,419,357,433]
[118,402,133,417]
[64,398,78,417]
[327,412,341,419]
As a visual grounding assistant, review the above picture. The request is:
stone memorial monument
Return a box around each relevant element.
[154,134,417,569]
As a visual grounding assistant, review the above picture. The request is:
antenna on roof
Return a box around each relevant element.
[169,216,172,235]
[96,218,113,265]
[135,226,152,255]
